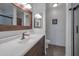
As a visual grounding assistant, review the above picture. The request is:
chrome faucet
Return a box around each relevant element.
[21,32,30,40]
[21,32,25,40]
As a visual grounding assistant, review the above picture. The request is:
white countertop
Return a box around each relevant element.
[0,33,44,56]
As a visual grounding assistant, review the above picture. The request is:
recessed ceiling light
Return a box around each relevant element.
[53,3,58,7]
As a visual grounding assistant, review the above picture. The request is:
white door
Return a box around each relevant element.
[74,5,79,56]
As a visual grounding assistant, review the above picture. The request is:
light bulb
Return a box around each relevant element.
[35,13,42,19]
[25,4,32,9]
[53,3,58,7]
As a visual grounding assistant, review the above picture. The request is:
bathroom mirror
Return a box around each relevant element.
[0,3,32,31]
[16,7,24,26]
[0,3,13,25]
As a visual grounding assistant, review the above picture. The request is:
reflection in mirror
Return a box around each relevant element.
[24,12,31,26]
[26,14,30,26]
[13,3,32,27]
[0,3,13,25]
[16,7,31,27]
[0,3,32,31]
[16,7,24,26]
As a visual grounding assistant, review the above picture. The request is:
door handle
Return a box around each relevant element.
[76,25,78,34]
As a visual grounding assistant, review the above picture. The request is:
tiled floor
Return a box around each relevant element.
[46,45,65,56]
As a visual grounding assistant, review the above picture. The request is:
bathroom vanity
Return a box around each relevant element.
[0,32,45,56]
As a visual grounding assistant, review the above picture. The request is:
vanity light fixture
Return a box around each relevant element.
[35,13,42,19]
[20,3,32,10]
[25,4,32,9]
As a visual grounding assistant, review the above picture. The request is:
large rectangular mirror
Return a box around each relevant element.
[0,3,32,31]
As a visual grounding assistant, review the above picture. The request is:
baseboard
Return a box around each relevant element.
[49,43,65,47]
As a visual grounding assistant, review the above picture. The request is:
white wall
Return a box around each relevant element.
[31,3,46,34]
[66,3,73,56]
[46,4,66,46]
[31,3,46,54]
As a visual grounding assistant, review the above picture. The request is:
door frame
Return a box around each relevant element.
[69,4,79,56]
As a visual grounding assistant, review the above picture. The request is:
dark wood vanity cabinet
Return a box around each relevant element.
[24,36,45,56]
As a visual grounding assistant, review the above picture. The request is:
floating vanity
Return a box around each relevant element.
[0,32,45,56]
